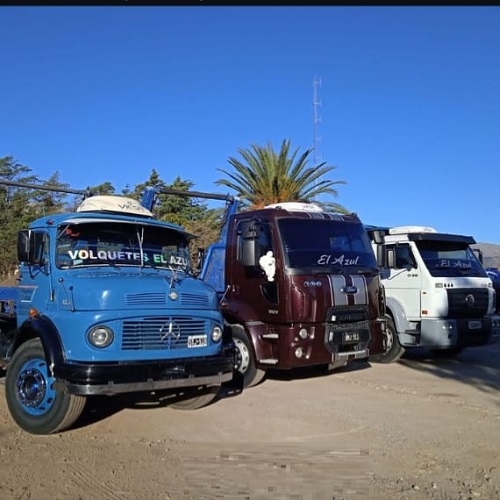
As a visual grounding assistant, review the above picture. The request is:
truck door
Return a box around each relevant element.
[385,243,422,320]
[230,219,280,321]
[17,230,52,317]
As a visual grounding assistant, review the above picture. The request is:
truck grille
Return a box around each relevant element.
[446,288,489,318]
[121,316,208,350]
[328,320,370,333]
[326,305,369,323]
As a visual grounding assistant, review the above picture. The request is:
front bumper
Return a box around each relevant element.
[53,349,236,396]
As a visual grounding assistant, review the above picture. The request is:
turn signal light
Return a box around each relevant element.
[28,308,40,319]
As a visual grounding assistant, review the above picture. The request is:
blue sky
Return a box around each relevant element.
[1,6,499,243]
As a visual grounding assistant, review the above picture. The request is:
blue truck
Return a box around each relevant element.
[0,181,235,435]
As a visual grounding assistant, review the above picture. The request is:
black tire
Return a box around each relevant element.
[231,325,266,388]
[5,338,86,435]
[168,384,221,410]
[369,316,405,364]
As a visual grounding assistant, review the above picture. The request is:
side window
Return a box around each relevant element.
[236,220,273,264]
[257,223,272,257]
[33,231,49,266]
[394,245,415,269]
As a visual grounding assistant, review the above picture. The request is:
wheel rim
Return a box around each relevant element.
[16,358,56,416]
[234,338,250,374]
[384,327,394,353]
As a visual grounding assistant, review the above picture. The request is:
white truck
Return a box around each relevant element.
[365,225,495,362]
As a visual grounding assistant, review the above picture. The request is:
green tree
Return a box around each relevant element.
[215,139,348,213]
[0,156,40,280]
[128,170,208,227]
[91,181,115,195]
[127,171,220,270]
[34,171,71,216]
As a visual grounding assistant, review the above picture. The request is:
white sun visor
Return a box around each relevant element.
[76,195,153,217]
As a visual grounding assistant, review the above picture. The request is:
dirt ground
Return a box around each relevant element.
[1,335,499,500]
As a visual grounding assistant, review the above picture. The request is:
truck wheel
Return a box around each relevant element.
[168,384,221,410]
[369,316,405,364]
[5,338,86,435]
[231,325,266,388]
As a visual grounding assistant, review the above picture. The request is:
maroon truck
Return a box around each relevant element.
[142,189,388,388]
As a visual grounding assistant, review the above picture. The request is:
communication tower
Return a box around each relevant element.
[313,75,322,166]
[312,76,323,202]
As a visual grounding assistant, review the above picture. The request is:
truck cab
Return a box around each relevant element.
[202,202,388,387]
[366,225,495,359]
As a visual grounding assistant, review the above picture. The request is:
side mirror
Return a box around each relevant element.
[473,248,483,264]
[195,247,206,272]
[237,221,260,267]
[386,248,396,268]
[376,244,386,267]
[371,229,385,245]
[17,230,45,265]
[17,230,31,263]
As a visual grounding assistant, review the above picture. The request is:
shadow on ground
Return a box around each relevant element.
[396,336,500,398]
[265,358,372,383]
[71,361,373,431]
[72,375,244,431]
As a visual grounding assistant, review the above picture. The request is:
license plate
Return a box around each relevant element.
[187,335,207,348]
[343,332,360,342]
[468,320,481,330]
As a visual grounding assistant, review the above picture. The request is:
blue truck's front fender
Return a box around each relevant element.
[9,315,65,373]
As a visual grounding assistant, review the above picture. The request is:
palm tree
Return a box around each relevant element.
[215,139,348,212]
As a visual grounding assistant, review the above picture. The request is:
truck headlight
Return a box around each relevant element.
[211,325,223,343]
[88,325,114,348]
[299,328,308,339]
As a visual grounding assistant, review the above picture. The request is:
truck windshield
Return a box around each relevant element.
[278,219,377,271]
[416,240,487,278]
[56,221,192,272]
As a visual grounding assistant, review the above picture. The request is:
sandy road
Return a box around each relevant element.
[1,337,499,500]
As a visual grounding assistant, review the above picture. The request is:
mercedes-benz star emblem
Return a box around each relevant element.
[160,321,181,343]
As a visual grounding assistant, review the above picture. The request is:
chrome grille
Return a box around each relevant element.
[328,320,370,332]
[326,305,369,323]
[122,316,208,350]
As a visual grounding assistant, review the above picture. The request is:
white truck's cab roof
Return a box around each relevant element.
[388,226,437,235]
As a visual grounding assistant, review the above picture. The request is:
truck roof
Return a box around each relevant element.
[364,224,436,235]
[242,204,361,223]
[28,208,194,237]
[76,195,153,217]
[388,225,437,235]
[405,232,476,244]
[365,224,476,245]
